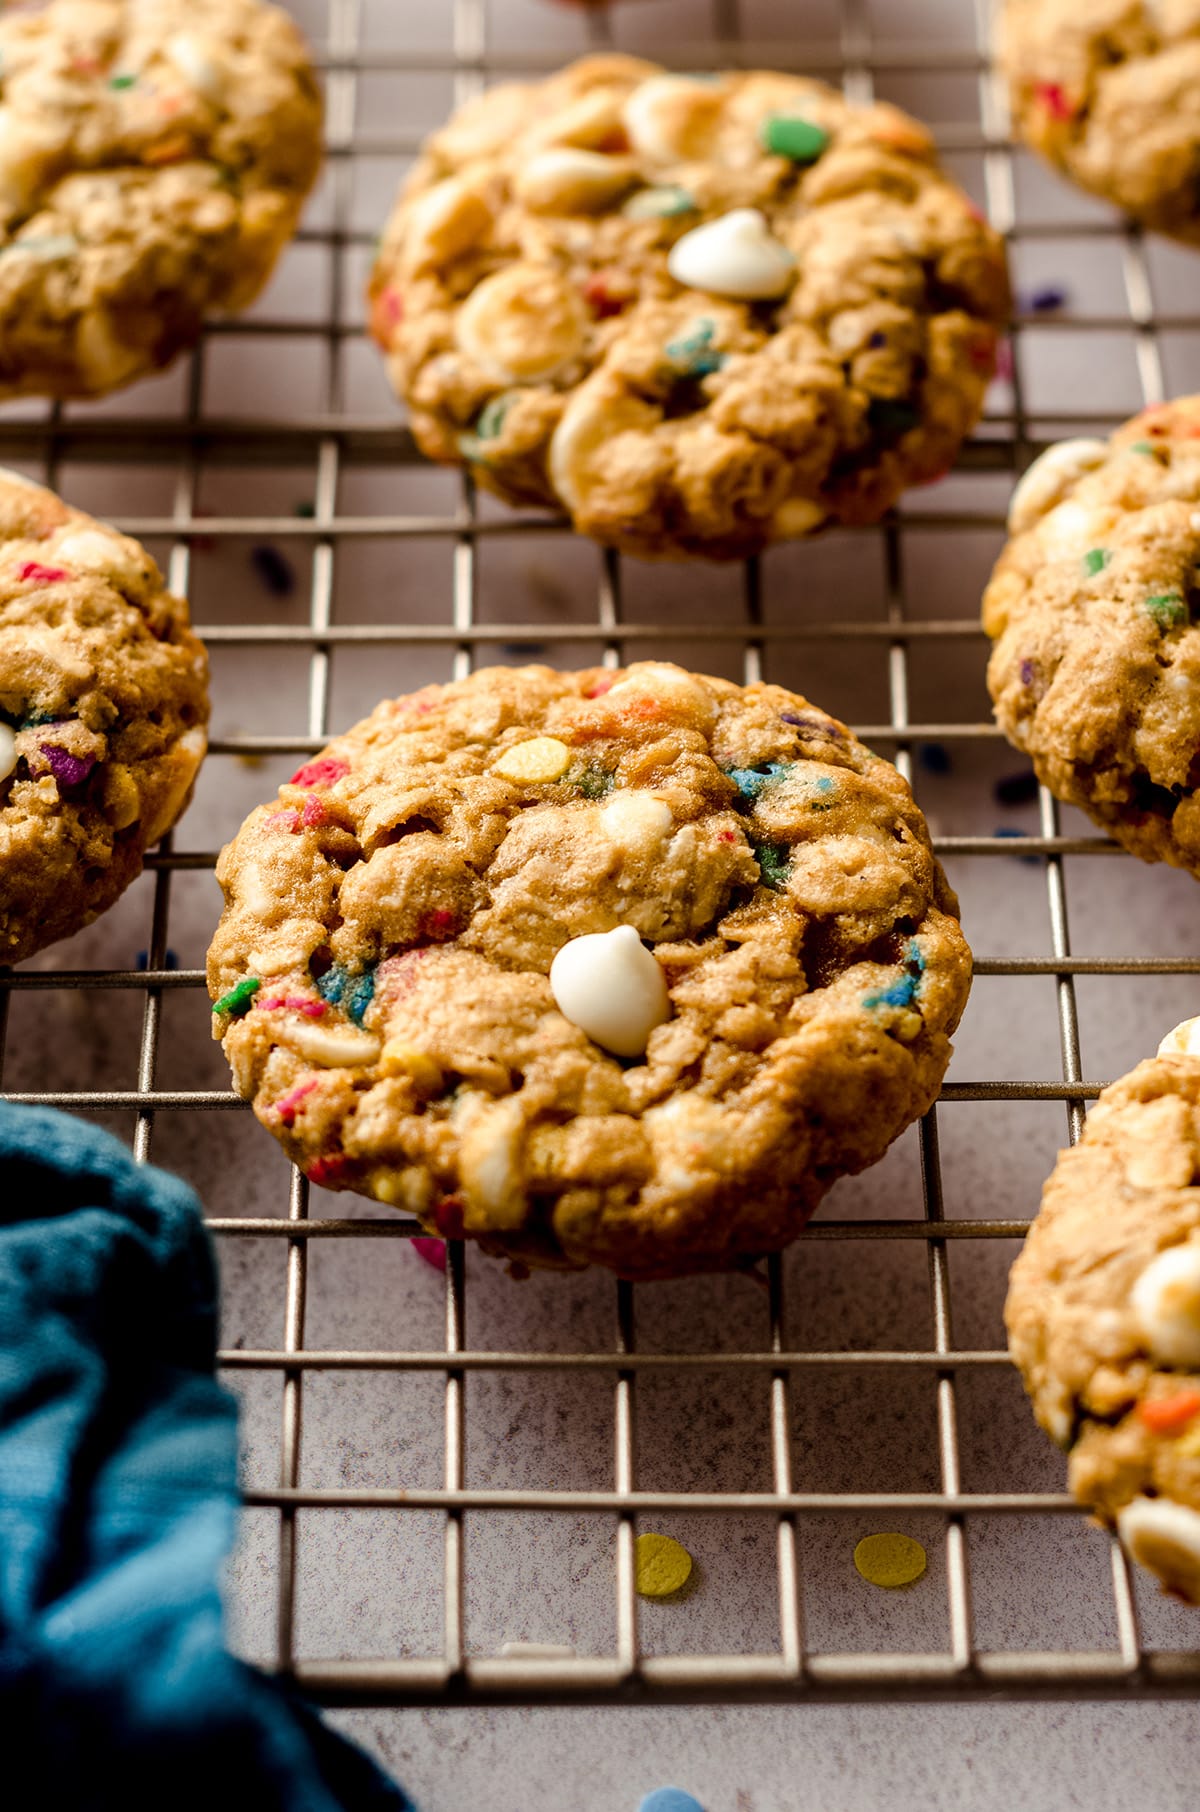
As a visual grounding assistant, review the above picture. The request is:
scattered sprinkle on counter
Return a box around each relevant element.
[634,1531,693,1598]
[410,1236,448,1273]
[854,1531,927,1589]
[637,1789,705,1812]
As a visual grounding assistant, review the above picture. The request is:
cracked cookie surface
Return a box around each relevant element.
[0,468,209,962]
[984,397,1200,875]
[368,54,1007,561]
[1007,1038,1200,1603]
[999,0,1200,244]
[207,662,971,1279]
[0,0,322,399]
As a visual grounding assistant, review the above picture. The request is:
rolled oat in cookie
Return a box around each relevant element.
[1007,1019,1200,1603]
[0,468,209,962]
[0,0,322,400]
[368,55,1008,561]
[207,663,972,1280]
[999,0,1200,245]
[984,396,1200,876]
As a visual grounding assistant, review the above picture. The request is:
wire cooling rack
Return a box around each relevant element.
[5,0,1200,1709]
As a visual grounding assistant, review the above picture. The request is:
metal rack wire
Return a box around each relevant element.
[4,0,1200,1707]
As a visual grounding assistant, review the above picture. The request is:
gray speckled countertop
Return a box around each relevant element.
[6,0,1200,1805]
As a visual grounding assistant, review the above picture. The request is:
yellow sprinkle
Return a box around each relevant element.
[380,1038,443,1092]
[853,1532,927,1589]
[492,735,572,784]
[635,1532,693,1599]
[1175,1422,1200,1459]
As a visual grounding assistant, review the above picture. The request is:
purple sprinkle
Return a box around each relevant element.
[41,743,96,788]
[781,711,844,738]
[1018,659,1036,687]
[867,330,887,349]
[995,769,1039,807]
[1028,285,1068,313]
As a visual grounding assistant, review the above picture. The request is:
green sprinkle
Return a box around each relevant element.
[753,841,792,890]
[570,763,614,799]
[214,977,261,1020]
[1146,592,1188,629]
[665,318,724,379]
[761,114,830,164]
[868,397,922,440]
[622,185,697,221]
[294,501,316,519]
[109,72,137,90]
[457,392,517,461]
[1083,547,1110,577]
[1129,440,1162,459]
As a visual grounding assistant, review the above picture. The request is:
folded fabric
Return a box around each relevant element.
[0,1100,415,1812]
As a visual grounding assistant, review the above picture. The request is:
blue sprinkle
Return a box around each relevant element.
[136,948,179,972]
[316,962,377,1026]
[918,742,951,774]
[638,1792,706,1812]
[865,938,924,1012]
[726,762,790,804]
[665,318,725,379]
[1027,284,1068,313]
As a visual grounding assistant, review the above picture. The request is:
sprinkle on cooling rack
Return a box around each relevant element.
[853,1531,927,1588]
[410,1236,447,1272]
[250,544,296,598]
[634,1532,694,1599]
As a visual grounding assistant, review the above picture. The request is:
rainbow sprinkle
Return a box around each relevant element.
[213,977,261,1020]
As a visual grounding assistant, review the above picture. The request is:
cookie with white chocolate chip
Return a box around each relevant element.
[368,55,1008,561]
[984,397,1200,876]
[207,662,971,1279]
[999,0,1200,245]
[1006,1018,1200,1604]
[0,0,321,400]
[0,468,208,963]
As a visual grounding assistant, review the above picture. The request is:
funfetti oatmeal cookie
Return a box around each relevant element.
[999,0,1200,245]
[0,468,208,963]
[207,662,972,1280]
[368,55,1008,562]
[1007,1017,1200,1604]
[983,397,1200,876]
[0,0,322,400]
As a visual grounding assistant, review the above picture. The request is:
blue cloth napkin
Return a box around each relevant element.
[0,1100,415,1812]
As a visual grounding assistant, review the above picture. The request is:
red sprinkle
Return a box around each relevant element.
[257,994,327,1019]
[301,792,327,828]
[433,1196,465,1240]
[275,1079,318,1126]
[307,1153,347,1188]
[582,269,632,319]
[18,561,70,585]
[411,1236,448,1272]
[290,756,348,789]
[369,284,404,346]
[1034,82,1075,122]
[586,674,615,698]
[1137,1391,1200,1435]
[265,808,300,832]
[719,829,737,842]
[422,907,456,938]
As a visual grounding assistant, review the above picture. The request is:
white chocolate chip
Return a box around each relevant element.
[457,1093,527,1228]
[549,925,671,1058]
[1190,512,1200,533]
[526,88,626,153]
[1159,1016,1200,1058]
[770,496,827,539]
[1131,1244,1200,1368]
[600,789,674,851]
[456,263,588,385]
[1116,1496,1200,1599]
[492,735,572,784]
[55,528,144,587]
[281,1022,382,1068]
[623,75,722,162]
[548,378,660,515]
[1007,438,1110,535]
[400,177,493,276]
[0,723,14,783]
[1037,499,1097,558]
[513,147,639,214]
[667,209,795,301]
[606,662,716,727]
[164,32,227,104]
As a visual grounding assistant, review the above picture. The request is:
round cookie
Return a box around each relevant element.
[1006,1017,1200,1603]
[983,397,1200,875]
[207,662,972,1280]
[0,469,208,963]
[0,0,322,400]
[368,55,1008,561]
[998,1,1200,245]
